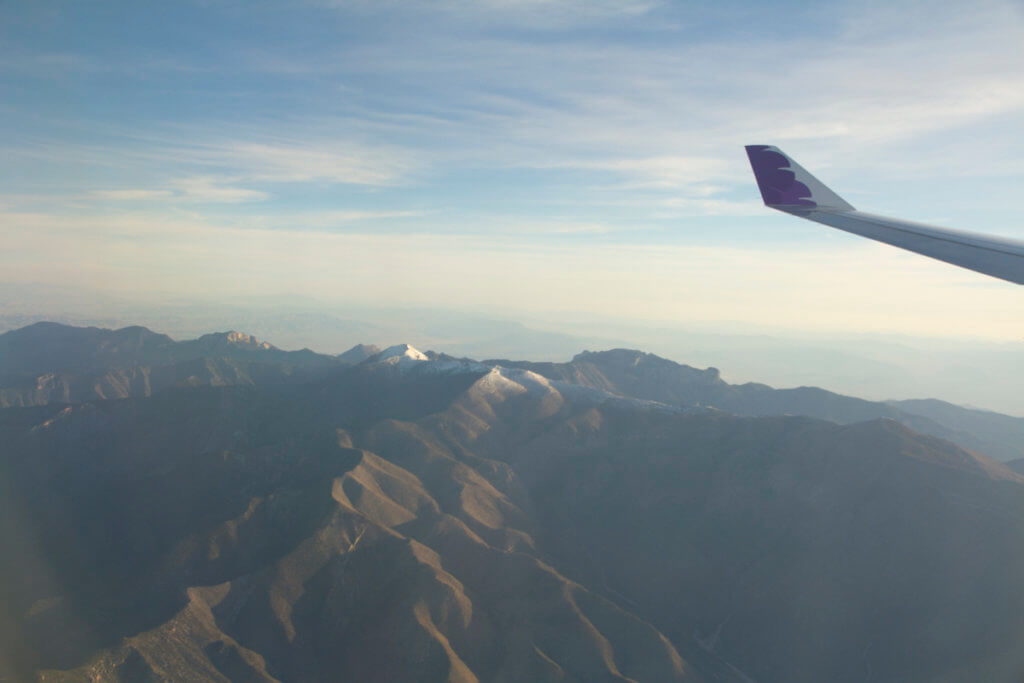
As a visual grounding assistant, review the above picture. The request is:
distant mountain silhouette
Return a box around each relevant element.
[0,322,338,376]
[337,343,382,364]
[487,348,1024,462]
[0,323,346,408]
[3,325,1024,681]
[888,398,1024,462]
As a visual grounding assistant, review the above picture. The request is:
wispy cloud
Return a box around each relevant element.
[220,141,417,185]
[652,197,766,217]
[90,189,174,201]
[9,1,1023,203]
[86,179,267,204]
[310,0,663,28]
[553,156,734,190]
[169,176,269,203]
[0,52,107,76]
[109,134,423,187]
[242,1,1020,204]
[239,209,426,231]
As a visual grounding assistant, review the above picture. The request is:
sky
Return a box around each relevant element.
[2,0,1023,341]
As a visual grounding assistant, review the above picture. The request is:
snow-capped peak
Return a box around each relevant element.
[363,343,489,376]
[377,343,429,362]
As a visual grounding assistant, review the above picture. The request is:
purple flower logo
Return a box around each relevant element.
[745,145,816,207]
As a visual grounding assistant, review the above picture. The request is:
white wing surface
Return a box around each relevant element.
[745,145,1024,285]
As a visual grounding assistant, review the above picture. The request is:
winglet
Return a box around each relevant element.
[745,145,854,213]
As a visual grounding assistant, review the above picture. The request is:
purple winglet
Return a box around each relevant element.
[745,145,817,208]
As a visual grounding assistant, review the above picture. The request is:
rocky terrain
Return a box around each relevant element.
[2,323,1024,681]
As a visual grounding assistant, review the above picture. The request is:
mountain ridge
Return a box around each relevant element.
[4,355,1024,680]
[485,348,1024,463]
[2,323,1023,465]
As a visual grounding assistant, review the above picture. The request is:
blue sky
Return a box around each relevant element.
[2,0,1023,339]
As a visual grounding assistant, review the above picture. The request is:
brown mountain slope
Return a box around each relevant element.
[1,376,700,682]
[3,363,1024,681]
[423,367,1024,680]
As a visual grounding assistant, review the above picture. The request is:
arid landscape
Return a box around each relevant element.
[3,323,1024,681]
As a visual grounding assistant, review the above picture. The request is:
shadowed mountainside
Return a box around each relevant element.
[2,344,1024,681]
[888,398,1024,462]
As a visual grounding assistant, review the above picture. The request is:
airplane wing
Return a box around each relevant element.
[744,145,1024,285]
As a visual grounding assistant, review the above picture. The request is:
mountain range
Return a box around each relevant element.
[2,322,1022,464]
[2,322,1024,681]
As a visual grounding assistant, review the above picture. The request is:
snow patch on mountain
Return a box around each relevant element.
[473,366,554,400]
[472,365,683,414]
[361,347,688,415]
[365,343,488,375]
[378,343,429,362]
